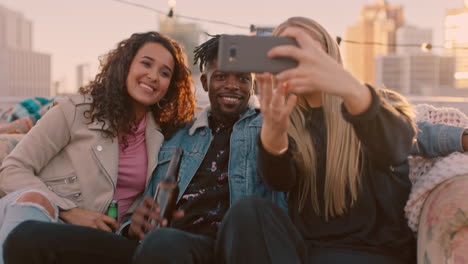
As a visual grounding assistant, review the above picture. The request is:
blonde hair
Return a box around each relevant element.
[377,87,415,119]
[274,17,362,219]
[377,87,418,134]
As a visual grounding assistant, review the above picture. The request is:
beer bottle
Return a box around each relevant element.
[107,200,118,220]
[153,147,183,227]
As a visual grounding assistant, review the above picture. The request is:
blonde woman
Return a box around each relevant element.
[217,17,416,264]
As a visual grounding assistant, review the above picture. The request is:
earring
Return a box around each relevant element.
[156,98,167,109]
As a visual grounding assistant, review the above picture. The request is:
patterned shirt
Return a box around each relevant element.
[172,115,234,238]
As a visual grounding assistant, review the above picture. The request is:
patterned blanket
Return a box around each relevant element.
[405,104,468,232]
[0,97,54,165]
[0,134,24,166]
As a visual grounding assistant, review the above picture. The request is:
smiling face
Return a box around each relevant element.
[201,60,253,121]
[126,42,175,119]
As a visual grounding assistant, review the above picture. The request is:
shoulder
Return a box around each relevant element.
[54,94,91,104]
[241,107,263,126]
[165,123,192,142]
[53,94,92,110]
[50,95,93,124]
[248,110,263,125]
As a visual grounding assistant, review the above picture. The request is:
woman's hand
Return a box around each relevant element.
[269,26,371,115]
[128,197,184,240]
[59,207,119,232]
[257,73,297,155]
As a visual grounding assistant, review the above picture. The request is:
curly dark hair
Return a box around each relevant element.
[79,31,195,145]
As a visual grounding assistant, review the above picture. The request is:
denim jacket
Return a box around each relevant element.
[412,121,466,158]
[119,99,288,234]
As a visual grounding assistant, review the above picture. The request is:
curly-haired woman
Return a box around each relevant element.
[0,31,195,262]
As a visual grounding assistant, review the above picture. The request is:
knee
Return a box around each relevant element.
[133,228,193,264]
[218,196,278,238]
[4,221,42,259]
[16,191,56,218]
[226,196,275,222]
[141,228,187,250]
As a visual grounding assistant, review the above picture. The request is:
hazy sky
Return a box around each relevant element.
[0,0,464,93]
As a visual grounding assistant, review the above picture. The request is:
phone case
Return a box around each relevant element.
[218,35,298,74]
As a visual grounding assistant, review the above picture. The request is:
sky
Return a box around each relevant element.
[0,0,465,93]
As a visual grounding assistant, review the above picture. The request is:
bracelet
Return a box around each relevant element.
[262,141,288,155]
[272,146,288,155]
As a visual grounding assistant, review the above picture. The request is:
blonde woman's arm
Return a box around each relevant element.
[257,73,298,190]
[269,26,372,115]
[269,27,414,167]
[257,73,296,155]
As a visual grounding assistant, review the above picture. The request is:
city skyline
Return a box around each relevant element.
[0,5,51,97]
[344,1,404,86]
[0,0,465,93]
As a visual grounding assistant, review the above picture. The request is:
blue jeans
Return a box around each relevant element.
[134,228,214,264]
[218,197,408,264]
[0,189,58,264]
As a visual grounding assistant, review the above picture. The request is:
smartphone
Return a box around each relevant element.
[217,35,298,74]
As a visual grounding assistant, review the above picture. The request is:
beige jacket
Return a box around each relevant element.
[0,95,163,215]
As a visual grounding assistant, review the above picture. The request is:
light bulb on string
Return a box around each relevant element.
[421,43,432,52]
[167,0,176,18]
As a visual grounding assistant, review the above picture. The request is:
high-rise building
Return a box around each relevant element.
[159,15,203,74]
[0,5,32,50]
[396,25,432,55]
[376,54,455,95]
[445,2,468,89]
[76,63,91,90]
[343,0,404,85]
[250,25,275,36]
[0,5,51,97]
[0,48,51,97]
[376,24,455,95]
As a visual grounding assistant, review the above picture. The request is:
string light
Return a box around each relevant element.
[421,43,432,52]
[337,37,468,51]
[167,0,176,18]
[113,0,164,15]
[112,0,248,29]
[113,0,468,50]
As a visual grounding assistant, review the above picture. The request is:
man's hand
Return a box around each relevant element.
[59,208,119,232]
[128,197,184,240]
[462,130,468,152]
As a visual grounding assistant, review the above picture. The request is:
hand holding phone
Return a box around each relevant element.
[218,35,298,74]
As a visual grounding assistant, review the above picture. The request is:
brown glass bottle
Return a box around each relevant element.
[153,147,183,227]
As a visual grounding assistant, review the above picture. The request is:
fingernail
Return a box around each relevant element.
[283,82,290,92]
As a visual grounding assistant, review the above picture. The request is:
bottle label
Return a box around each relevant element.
[107,200,118,220]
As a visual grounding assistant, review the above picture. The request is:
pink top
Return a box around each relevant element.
[114,114,148,222]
